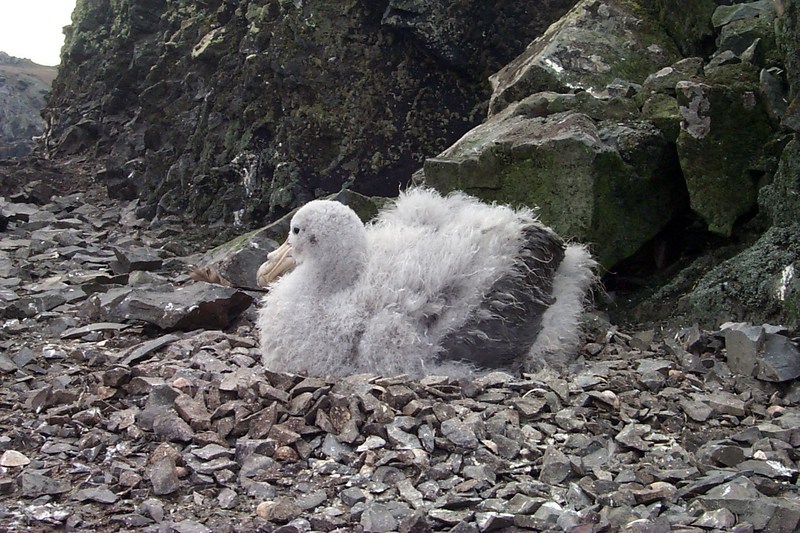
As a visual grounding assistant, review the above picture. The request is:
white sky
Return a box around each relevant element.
[0,1,78,66]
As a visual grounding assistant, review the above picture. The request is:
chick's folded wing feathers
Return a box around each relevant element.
[355,189,558,371]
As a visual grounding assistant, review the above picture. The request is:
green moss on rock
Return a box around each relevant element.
[759,138,800,227]
[423,111,686,268]
[642,93,681,141]
[688,224,800,329]
[489,0,681,115]
[676,73,776,235]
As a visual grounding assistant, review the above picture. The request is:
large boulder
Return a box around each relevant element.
[631,0,800,329]
[670,1,783,237]
[670,2,799,327]
[675,66,775,236]
[775,0,800,132]
[83,282,255,331]
[419,97,685,268]
[417,0,687,268]
[759,138,800,227]
[687,224,800,328]
[488,0,680,115]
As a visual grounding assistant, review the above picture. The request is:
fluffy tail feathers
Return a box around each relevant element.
[526,244,597,370]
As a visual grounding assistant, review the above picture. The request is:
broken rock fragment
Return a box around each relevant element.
[87,282,254,330]
[723,323,800,382]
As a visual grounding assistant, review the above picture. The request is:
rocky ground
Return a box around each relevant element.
[1,166,800,532]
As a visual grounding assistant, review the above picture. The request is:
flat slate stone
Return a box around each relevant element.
[97,283,254,331]
[113,246,163,273]
[118,334,181,366]
[21,471,71,497]
[61,322,130,339]
[75,486,118,504]
[756,333,800,382]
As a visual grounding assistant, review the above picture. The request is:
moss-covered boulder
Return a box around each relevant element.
[675,67,775,236]
[642,93,681,142]
[776,0,800,132]
[652,0,717,57]
[419,100,685,268]
[487,0,681,115]
[759,138,800,227]
[687,224,800,329]
[676,2,800,328]
[640,57,705,141]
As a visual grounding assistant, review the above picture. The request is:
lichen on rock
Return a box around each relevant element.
[675,69,775,236]
[420,102,686,268]
[688,224,800,329]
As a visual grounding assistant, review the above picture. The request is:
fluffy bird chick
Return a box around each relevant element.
[257,188,596,378]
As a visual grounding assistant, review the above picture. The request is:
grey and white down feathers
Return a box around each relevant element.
[257,188,596,378]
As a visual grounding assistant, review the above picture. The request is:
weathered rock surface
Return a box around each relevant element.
[420,96,685,267]
[487,0,680,115]
[723,322,800,381]
[414,0,795,288]
[687,224,800,328]
[43,0,575,225]
[760,138,800,228]
[676,68,774,236]
[84,282,254,331]
[653,0,718,57]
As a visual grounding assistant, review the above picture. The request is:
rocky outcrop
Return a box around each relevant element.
[486,1,681,115]
[678,0,800,329]
[416,0,786,259]
[414,1,705,268]
[410,0,799,328]
[43,0,576,225]
[35,0,800,328]
[0,53,56,158]
[420,98,685,268]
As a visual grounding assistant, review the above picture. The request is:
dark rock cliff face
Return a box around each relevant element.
[0,53,57,159]
[44,0,576,225]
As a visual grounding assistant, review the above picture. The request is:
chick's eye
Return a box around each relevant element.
[292,227,300,235]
